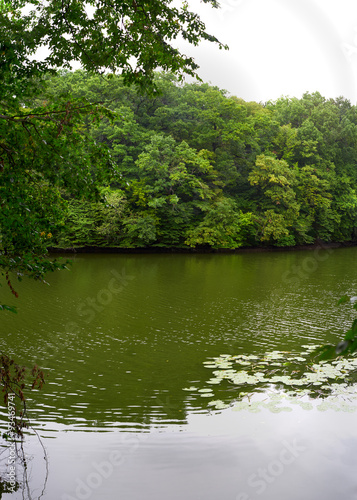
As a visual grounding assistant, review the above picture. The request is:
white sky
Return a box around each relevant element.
[34,0,357,104]
[180,0,357,104]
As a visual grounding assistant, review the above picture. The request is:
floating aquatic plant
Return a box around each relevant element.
[183,346,357,413]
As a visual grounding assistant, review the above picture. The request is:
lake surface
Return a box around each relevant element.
[1,247,357,499]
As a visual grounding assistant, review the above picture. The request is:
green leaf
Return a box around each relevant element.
[350,338,357,353]
[345,329,355,341]
[0,304,18,314]
[318,345,339,360]
[337,295,350,306]
[352,318,357,334]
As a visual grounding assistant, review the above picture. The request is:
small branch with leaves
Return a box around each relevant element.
[0,353,45,438]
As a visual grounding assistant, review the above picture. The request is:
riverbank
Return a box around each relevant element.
[48,240,356,254]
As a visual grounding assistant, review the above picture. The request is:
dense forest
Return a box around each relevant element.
[19,71,357,249]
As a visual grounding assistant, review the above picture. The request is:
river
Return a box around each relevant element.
[1,247,357,499]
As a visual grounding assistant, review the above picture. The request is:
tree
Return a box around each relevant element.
[131,134,221,246]
[143,81,258,189]
[271,124,300,163]
[185,198,256,249]
[0,0,226,422]
[248,154,299,245]
[2,0,226,93]
[295,164,336,241]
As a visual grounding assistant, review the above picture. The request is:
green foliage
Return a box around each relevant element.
[1,0,226,96]
[32,76,357,251]
[4,68,357,263]
[136,134,218,201]
[271,124,300,162]
[56,199,104,247]
[249,154,298,207]
[248,155,299,244]
[0,304,17,314]
[128,133,224,247]
[185,199,255,248]
[122,214,157,247]
[0,353,45,437]
[257,210,292,245]
[96,189,128,245]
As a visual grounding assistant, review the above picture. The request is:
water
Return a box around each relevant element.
[1,247,357,499]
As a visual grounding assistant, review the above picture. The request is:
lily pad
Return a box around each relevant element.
[196,347,357,413]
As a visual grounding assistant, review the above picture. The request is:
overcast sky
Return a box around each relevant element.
[181,0,357,104]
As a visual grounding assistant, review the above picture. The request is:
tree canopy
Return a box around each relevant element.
[2,0,225,92]
[34,73,357,251]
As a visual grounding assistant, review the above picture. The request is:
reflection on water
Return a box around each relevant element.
[1,249,357,430]
[1,248,357,498]
[4,407,357,500]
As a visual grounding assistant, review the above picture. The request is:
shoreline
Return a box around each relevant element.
[48,240,356,255]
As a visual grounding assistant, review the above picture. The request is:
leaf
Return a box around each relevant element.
[352,319,357,334]
[313,345,338,361]
[345,328,356,341]
[337,295,350,306]
[0,304,17,314]
[350,338,357,353]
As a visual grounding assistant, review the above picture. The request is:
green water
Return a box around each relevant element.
[1,247,357,499]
